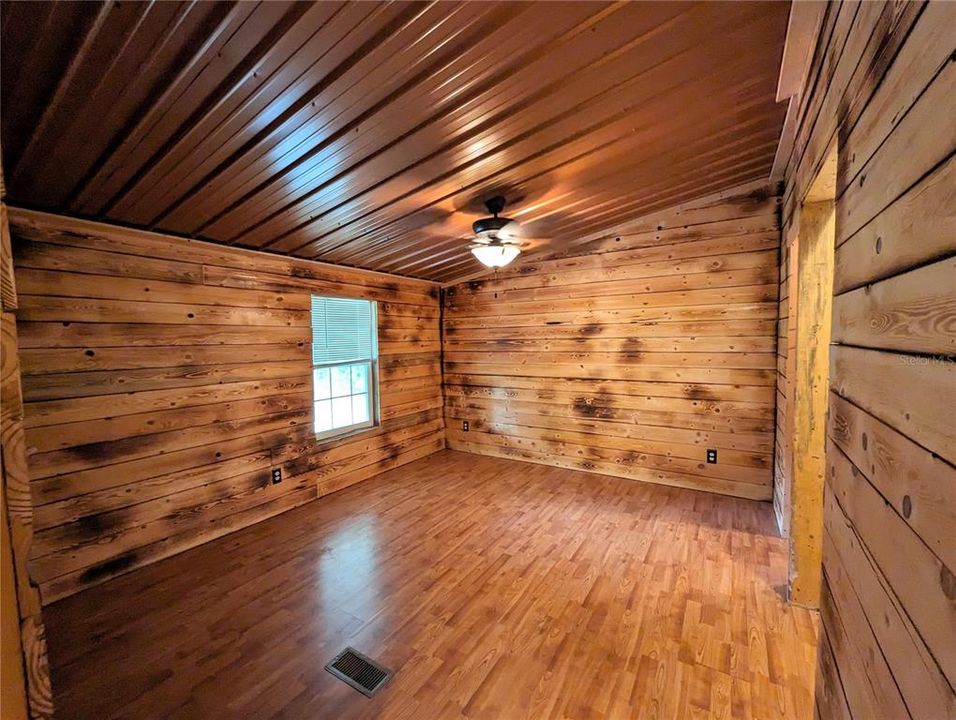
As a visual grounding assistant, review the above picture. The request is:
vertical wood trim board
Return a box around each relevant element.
[442,183,781,501]
[1,169,30,720]
[789,199,834,607]
[1,153,54,718]
[7,209,444,603]
[774,219,798,537]
[0,477,29,720]
[777,1,956,717]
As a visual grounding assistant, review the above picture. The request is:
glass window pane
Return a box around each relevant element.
[331,396,352,429]
[331,365,351,397]
[313,367,331,401]
[352,393,369,424]
[314,400,332,433]
[351,362,369,394]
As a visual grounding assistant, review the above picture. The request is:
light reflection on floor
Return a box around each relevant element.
[318,514,381,619]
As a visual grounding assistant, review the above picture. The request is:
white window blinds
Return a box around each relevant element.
[310,296,377,365]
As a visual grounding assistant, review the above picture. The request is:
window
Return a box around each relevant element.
[310,296,379,438]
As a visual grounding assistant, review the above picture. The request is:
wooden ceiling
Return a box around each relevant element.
[0,1,789,283]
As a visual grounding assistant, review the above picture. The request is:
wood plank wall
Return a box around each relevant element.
[776,1,956,717]
[442,181,781,501]
[8,209,444,603]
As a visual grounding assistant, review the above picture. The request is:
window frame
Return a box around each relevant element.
[310,297,380,441]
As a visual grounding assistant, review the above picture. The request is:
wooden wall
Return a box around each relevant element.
[8,209,444,603]
[443,181,780,500]
[776,1,956,717]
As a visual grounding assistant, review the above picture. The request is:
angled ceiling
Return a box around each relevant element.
[0,1,789,283]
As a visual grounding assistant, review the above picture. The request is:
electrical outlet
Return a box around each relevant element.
[706,449,717,464]
[271,468,282,484]
[462,420,469,431]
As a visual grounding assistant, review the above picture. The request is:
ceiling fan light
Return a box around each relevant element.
[471,243,521,268]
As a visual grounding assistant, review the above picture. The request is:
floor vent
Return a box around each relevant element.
[324,647,392,697]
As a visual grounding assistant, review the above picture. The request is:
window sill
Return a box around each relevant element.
[313,422,380,446]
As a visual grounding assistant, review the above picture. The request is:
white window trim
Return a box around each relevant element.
[310,297,380,440]
[312,359,379,441]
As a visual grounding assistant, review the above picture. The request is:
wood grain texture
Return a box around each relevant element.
[789,200,834,608]
[1,203,16,311]
[775,2,956,716]
[43,449,818,720]
[0,467,29,720]
[8,210,444,603]
[443,184,780,500]
[0,2,790,282]
[1,187,54,718]
[1,202,31,715]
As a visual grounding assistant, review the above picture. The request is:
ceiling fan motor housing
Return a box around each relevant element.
[472,195,514,239]
[472,215,514,239]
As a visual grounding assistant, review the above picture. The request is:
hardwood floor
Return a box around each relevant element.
[43,450,817,719]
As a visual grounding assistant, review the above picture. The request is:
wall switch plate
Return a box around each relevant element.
[462,420,469,431]
[271,468,282,484]
[706,449,717,464]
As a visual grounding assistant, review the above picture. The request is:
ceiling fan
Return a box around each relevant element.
[468,196,523,268]
[413,183,566,269]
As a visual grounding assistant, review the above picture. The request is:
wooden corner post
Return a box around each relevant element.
[788,146,837,608]
[1,150,54,718]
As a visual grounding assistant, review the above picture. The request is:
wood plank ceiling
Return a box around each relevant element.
[0,1,790,283]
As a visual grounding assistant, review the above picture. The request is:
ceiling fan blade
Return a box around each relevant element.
[513,237,553,252]
[415,209,468,239]
[449,178,557,217]
[495,219,523,240]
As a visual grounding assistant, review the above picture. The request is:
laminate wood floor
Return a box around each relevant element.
[43,450,817,719]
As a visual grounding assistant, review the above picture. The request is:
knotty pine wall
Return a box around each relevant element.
[443,182,780,501]
[8,209,444,603]
[777,2,955,717]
